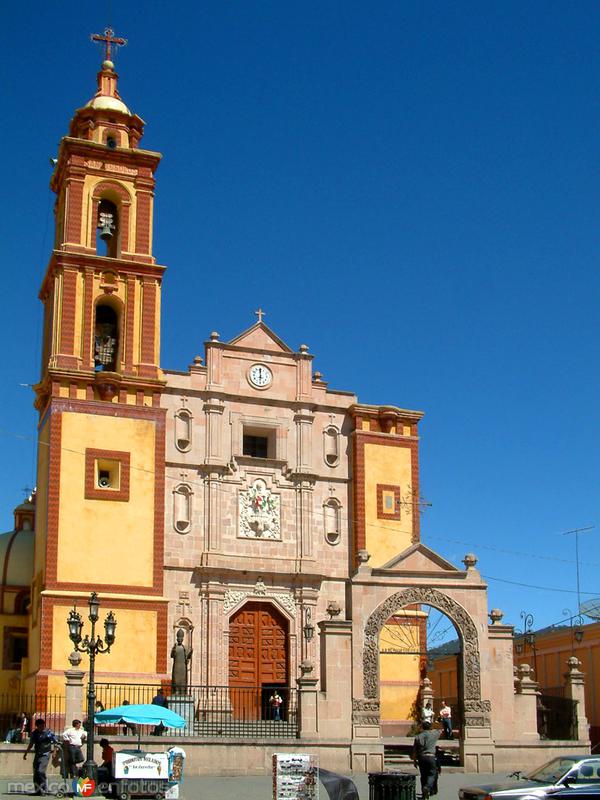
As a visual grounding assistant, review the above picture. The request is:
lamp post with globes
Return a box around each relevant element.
[67,593,117,785]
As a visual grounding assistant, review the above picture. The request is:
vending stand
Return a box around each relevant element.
[94,704,187,800]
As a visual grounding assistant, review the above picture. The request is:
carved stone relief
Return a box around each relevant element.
[223,586,296,617]
[361,587,490,727]
[239,479,281,539]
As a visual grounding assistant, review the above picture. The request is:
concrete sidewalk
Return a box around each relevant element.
[0,770,499,800]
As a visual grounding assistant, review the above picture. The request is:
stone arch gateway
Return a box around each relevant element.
[363,586,491,723]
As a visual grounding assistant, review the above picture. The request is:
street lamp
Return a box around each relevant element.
[303,608,315,642]
[516,611,537,676]
[562,608,585,653]
[67,593,117,786]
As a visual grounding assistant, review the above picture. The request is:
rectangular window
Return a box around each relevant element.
[243,435,269,458]
[377,484,401,520]
[85,448,130,501]
[3,627,28,670]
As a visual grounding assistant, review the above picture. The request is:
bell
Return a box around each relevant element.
[99,223,113,241]
[98,211,115,241]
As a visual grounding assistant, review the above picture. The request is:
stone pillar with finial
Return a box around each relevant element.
[513,663,540,741]
[296,660,319,738]
[64,651,86,725]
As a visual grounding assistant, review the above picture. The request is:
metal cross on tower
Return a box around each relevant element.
[90,27,128,61]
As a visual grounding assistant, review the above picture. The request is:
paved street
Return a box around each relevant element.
[0,769,498,800]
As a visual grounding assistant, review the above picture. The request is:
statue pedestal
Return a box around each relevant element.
[169,694,196,728]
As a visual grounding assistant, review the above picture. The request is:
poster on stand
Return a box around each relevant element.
[272,753,319,800]
[114,751,169,780]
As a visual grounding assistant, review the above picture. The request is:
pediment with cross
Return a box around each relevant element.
[228,321,293,354]
[373,542,463,575]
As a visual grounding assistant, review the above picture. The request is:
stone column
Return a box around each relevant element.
[564,656,590,743]
[421,676,433,707]
[64,651,85,724]
[316,620,353,738]
[513,663,540,741]
[297,661,319,738]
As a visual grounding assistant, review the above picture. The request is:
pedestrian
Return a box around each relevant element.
[151,687,168,735]
[62,718,87,778]
[439,701,453,740]
[23,718,58,795]
[269,690,283,721]
[98,737,114,790]
[421,701,434,725]
[412,720,441,800]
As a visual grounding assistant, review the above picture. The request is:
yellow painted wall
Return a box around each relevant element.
[364,442,413,566]
[379,622,421,721]
[51,604,157,674]
[57,413,156,587]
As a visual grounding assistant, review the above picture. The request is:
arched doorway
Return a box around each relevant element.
[378,603,462,737]
[228,601,288,719]
[362,587,490,737]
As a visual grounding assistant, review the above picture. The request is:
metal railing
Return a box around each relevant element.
[0,694,66,742]
[94,683,299,739]
[537,693,577,740]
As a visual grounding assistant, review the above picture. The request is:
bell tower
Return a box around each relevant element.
[27,31,168,695]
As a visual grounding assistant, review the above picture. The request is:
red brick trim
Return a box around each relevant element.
[377,484,401,520]
[58,268,78,364]
[84,448,131,502]
[139,279,157,375]
[352,431,420,564]
[125,276,136,371]
[65,179,84,245]
[82,268,94,368]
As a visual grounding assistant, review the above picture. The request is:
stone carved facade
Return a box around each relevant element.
[362,587,490,726]
[352,698,381,725]
[238,479,281,539]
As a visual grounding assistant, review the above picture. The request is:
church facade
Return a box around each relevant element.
[3,37,589,774]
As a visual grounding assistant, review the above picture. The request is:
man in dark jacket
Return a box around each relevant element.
[412,720,441,799]
[23,719,58,795]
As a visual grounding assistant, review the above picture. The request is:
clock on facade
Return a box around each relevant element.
[248,364,273,388]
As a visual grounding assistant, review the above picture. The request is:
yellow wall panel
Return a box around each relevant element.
[56,413,156,587]
[364,442,413,566]
[51,604,157,674]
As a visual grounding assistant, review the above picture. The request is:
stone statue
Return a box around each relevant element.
[171,629,192,693]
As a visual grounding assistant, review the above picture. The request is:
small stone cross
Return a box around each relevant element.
[254,308,265,323]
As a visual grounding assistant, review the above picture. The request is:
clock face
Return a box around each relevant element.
[249,364,272,388]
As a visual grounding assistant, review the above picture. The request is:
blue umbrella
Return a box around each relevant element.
[94,703,186,750]
[94,703,186,728]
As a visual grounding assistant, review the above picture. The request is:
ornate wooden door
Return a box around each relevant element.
[228,602,288,719]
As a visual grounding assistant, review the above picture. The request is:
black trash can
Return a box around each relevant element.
[369,771,416,800]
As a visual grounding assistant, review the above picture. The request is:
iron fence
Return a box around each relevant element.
[94,683,299,738]
[537,693,577,740]
[0,694,66,742]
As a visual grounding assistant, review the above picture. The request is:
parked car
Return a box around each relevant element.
[458,756,600,800]
[521,787,600,800]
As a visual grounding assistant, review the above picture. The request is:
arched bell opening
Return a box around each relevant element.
[93,300,121,372]
[96,198,120,258]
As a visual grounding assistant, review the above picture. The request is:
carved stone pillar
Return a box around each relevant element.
[564,656,590,743]
[317,620,353,739]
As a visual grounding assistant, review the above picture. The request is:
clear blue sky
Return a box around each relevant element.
[3,1,599,633]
